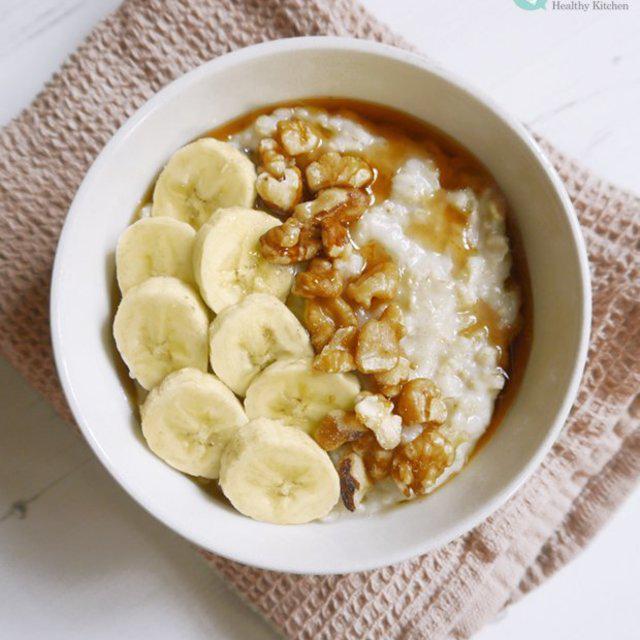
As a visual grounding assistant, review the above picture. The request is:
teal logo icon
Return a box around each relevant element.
[513,0,547,9]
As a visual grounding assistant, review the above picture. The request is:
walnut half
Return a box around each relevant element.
[305,151,374,192]
[395,378,448,426]
[391,430,455,497]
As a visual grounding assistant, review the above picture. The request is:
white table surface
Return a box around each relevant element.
[1,1,638,639]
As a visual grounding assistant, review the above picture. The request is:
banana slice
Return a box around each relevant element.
[209,293,313,396]
[116,217,196,293]
[113,276,209,390]
[141,368,247,478]
[152,138,256,229]
[219,417,340,524]
[193,207,294,313]
[244,357,360,434]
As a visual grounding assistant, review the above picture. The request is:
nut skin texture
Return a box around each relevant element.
[260,218,321,264]
[313,326,357,373]
[396,378,448,426]
[391,430,455,497]
[292,258,344,298]
[355,318,400,373]
[346,261,400,309]
[314,409,368,451]
[303,297,358,351]
[338,453,371,511]
[277,119,320,156]
[305,151,374,192]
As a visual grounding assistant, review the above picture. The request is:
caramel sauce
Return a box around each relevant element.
[406,192,472,272]
[128,97,533,472]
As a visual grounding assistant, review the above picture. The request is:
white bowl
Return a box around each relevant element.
[51,37,590,574]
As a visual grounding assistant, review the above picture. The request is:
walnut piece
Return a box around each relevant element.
[292,258,344,298]
[313,326,357,373]
[260,218,321,264]
[314,409,368,451]
[257,138,292,178]
[373,355,412,397]
[346,261,400,309]
[276,119,319,155]
[303,297,358,351]
[338,453,371,511]
[380,303,406,338]
[256,167,303,213]
[391,429,455,497]
[321,217,350,258]
[305,151,374,192]
[351,432,394,481]
[354,392,402,450]
[355,318,400,373]
[294,188,369,226]
[395,378,448,426]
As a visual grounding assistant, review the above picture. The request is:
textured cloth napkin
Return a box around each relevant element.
[1,1,639,638]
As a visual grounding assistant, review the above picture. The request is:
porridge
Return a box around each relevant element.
[111,100,529,525]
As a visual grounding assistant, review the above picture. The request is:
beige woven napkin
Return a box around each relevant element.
[1,1,638,638]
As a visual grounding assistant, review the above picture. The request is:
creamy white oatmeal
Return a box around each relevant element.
[228,103,524,515]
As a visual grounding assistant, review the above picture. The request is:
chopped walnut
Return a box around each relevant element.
[260,218,321,264]
[395,378,448,426]
[276,119,319,156]
[354,392,402,450]
[257,138,291,178]
[314,409,367,451]
[338,453,371,511]
[321,217,350,258]
[294,188,369,227]
[346,261,400,309]
[380,303,406,339]
[292,258,344,298]
[355,318,400,373]
[352,432,394,481]
[391,429,455,497]
[303,297,358,351]
[256,166,303,213]
[305,151,374,192]
[373,355,412,397]
[313,326,357,373]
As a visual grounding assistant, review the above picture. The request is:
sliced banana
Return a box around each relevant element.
[113,276,209,390]
[209,293,313,396]
[219,417,340,524]
[116,217,196,293]
[152,138,256,229]
[141,368,247,479]
[192,207,294,313]
[244,357,360,434]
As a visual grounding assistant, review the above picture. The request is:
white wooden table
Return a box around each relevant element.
[1,1,638,638]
